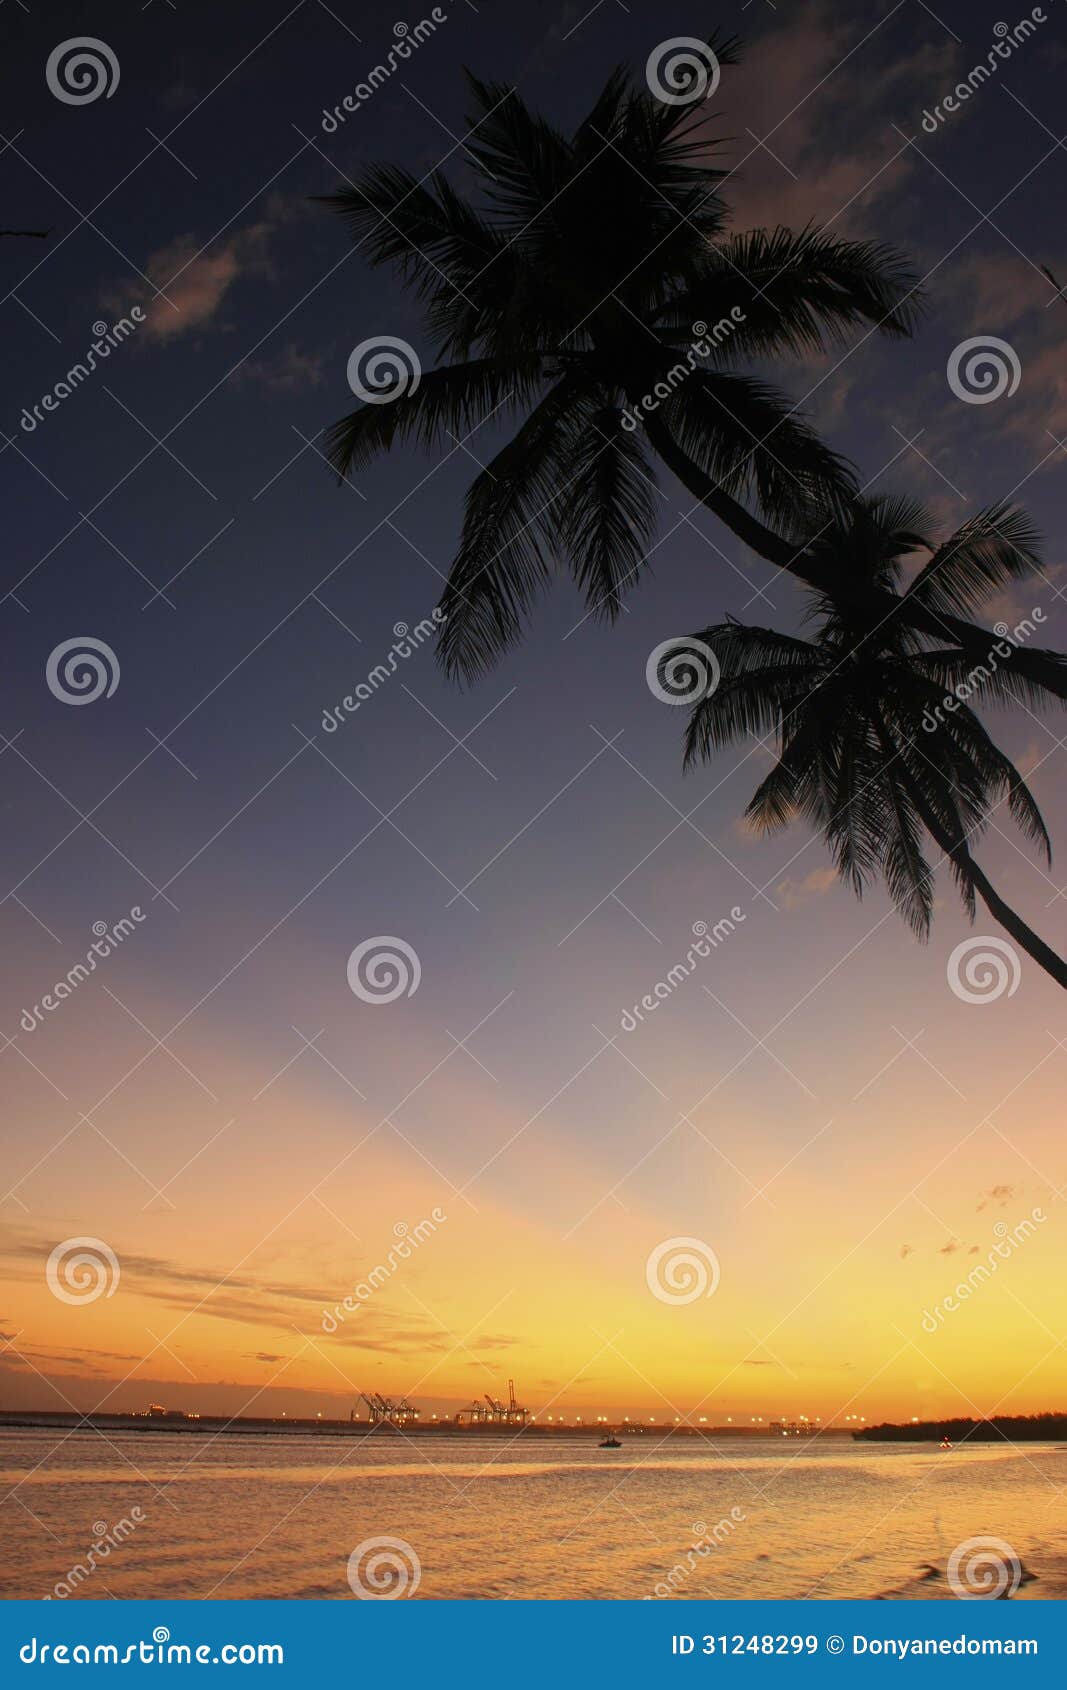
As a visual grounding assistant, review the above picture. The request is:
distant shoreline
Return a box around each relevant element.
[854,1415,1067,1443]
[0,1412,845,1439]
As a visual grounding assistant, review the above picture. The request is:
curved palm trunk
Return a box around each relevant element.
[641,414,804,573]
[641,418,1067,704]
[896,767,1067,990]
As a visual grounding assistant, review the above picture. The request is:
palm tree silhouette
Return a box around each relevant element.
[680,498,1067,986]
[323,43,926,677]
[322,48,1061,710]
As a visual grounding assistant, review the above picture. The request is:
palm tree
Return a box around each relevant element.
[322,39,930,677]
[680,497,1067,987]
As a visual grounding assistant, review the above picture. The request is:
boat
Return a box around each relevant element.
[939,1437,952,1450]
[599,1436,621,1448]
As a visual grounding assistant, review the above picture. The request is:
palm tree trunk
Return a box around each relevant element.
[893,762,1067,989]
[641,417,1067,705]
[641,414,804,573]
[953,855,1067,988]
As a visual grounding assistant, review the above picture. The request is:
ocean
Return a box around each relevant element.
[1,1431,1063,1600]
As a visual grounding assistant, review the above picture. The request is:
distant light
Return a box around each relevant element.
[911,1416,920,1424]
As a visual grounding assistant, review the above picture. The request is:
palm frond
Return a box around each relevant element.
[435,373,590,679]
[325,357,549,477]
[555,403,660,621]
[658,226,923,351]
[905,504,1044,619]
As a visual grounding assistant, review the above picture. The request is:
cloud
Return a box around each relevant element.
[977,1184,1019,1211]
[0,1228,448,1356]
[248,1352,288,1364]
[776,865,837,909]
[102,196,302,342]
[707,5,956,236]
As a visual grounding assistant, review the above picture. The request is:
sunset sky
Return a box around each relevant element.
[1,0,1065,1428]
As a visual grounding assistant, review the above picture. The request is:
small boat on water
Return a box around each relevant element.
[939,1437,952,1450]
[599,1436,621,1448]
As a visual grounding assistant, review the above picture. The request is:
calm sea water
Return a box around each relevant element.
[1,1431,1064,1601]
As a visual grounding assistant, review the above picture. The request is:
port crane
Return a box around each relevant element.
[359,1391,420,1427]
[454,1379,530,1426]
